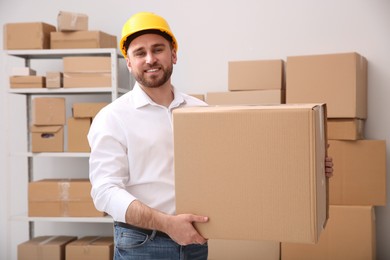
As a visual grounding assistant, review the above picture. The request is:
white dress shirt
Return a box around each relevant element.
[88,82,207,223]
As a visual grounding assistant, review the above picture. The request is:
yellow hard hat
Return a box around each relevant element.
[120,12,178,57]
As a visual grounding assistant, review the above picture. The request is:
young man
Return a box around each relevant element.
[88,12,209,259]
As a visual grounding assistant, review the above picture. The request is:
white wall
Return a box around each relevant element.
[1,0,389,259]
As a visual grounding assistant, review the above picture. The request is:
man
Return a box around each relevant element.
[88,12,209,259]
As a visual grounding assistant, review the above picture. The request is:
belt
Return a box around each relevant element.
[114,221,171,239]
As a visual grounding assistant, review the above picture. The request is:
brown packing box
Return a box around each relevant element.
[72,102,108,118]
[67,117,91,152]
[31,125,64,152]
[50,31,117,49]
[28,179,105,217]
[57,11,88,31]
[208,240,280,260]
[64,73,111,88]
[65,236,114,260]
[327,118,365,140]
[174,104,328,243]
[9,76,45,88]
[3,22,56,50]
[228,59,285,91]
[32,97,66,125]
[63,57,111,73]
[328,139,386,205]
[206,90,285,105]
[46,72,63,89]
[189,94,205,101]
[18,236,77,260]
[286,52,367,118]
[281,205,376,260]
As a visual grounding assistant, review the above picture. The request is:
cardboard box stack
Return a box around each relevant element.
[63,56,112,88]
[282,52,386,260]
[9,67,46,89]
[30,97,66,152]
[68,102,108,152]
[28,178,105,217]
[206,59,285,105]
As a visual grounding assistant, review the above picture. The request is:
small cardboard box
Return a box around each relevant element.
[65,236,114,260]
[67,117,91,152]
[46,72,63,89]
[57,11,88,31]
[50,31,117,49]
[286,52,367,118]
[9,76,45,88]
[327,118,365,140]
[31,125,64,152]
[18,236,77,260]
[28,179,105,217]
[3,22,56,50]
[32,97,66,125]
[174,104,328,243]
[206,90,285,105]
[281,205,376,260]
[63,57,111,73]
[72,102,108,118]
[228,59,285,91]
[328,139,386,205]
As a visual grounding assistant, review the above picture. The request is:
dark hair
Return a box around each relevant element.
[124,29,174,52]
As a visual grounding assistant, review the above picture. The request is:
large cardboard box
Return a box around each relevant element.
[208,239,280,260]
[50,31,116,49]
[18,236,77,260]
[327,118,364,140]
[328,139,386,205]
[32,97,66,125]
[31,125,64,152]
[206,90,284,105]
[28,179,105,217]
[3,22,56,50]
[281,205,376,260]
[67,117,91,152]
[228,59,284,91]
[63,57,111,73]
[65,236,114,260]
[57,11,88,31]
[174,104,328,243]
[286,52,367,118]
[72,102,108,118]
[63,73,111,88]
[9,76,45,89]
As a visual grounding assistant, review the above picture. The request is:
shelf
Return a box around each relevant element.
[11,214,113,223]
[5,48,122,59]
[8,87,129,95]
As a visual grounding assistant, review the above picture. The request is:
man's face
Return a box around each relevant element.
[126,33,177,89]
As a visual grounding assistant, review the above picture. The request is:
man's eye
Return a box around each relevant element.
[154,48,164,53]
[135,52,145,57]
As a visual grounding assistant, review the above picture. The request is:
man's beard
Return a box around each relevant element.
[133,63,173,89]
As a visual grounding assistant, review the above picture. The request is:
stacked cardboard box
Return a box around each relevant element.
[282,52,386,260]
[30,97,66,152]
[206,59,285,105]
[57,11,88,32]
[67,102,108,152]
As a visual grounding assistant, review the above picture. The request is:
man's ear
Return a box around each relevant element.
[172,49,177,65]
[126,57,132,72]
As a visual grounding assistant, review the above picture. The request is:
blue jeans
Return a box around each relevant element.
[114,223,208,260]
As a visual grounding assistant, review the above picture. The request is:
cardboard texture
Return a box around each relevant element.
[67,117,91,152]
[208,239,280,260]
[189,94,205,101]
[286,52,367,118]
[328,139,386,205]
[72,102,108,118]
[50,31,117,49]
[327,118,365,140]
[28,179,105,217]
[32,97,66,125]
[174,104,328,243]
[46,72,63,89]
[57,11,88,31]
[63,73,111,88]
[63,57,111,73]
[206,90,285,105]
[9,76,45,88]
[281,205,376,260]
[228,59,285,91]
[18,236,77,260]
[65,236,114,260]
[3,22,56,50]
[31,125,64,152]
